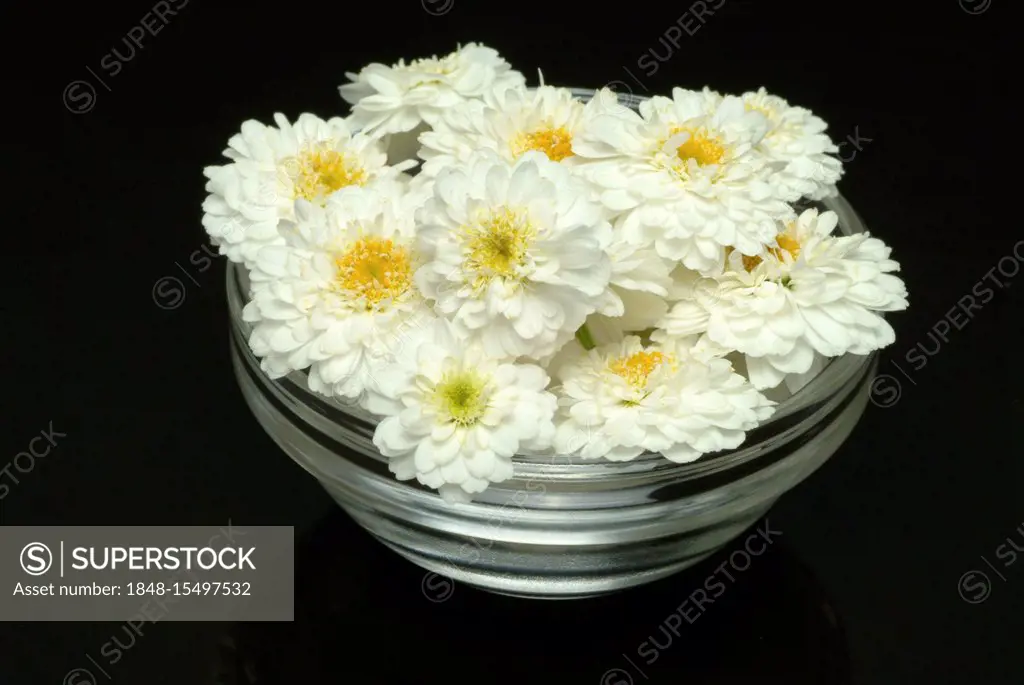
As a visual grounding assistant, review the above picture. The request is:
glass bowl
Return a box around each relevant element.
[226,90,877,599]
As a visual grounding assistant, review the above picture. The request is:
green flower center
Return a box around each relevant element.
[434,372,489,427]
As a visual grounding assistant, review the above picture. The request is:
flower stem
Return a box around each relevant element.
[575,323,596,350]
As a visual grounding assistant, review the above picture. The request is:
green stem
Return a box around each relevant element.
[575,323,596,350]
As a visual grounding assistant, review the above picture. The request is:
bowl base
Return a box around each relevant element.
[328,489,758,599]
[377,535,717,599]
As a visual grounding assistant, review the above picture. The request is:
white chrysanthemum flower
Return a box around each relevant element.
[415,150,619,359]
[202,113,411,267]
[339,43,526,138]
[365,319,557,503]
[409,96,493,191]
[657,208,908,389]
[417,84,614,176]
[553,333,774,463]
[742,87,843,202]
[242,185,433,402]
[418,86,675,305]
[573,87,795,274]
[606,209,681,316]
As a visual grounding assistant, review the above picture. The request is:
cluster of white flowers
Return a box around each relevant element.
[202,43,908,503]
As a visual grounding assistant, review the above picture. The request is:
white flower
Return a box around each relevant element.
[553,333,774,463]
[656,208,908,389]
[417,84,604,176]
[339,43,526,138]
[366,319,557,503]
[241,185,433,402]
[742,87,843,202]
[418,87,674,308]
[414,150,618,359]
[606,210,680,315]
[573,86,795,274]
[411,96,493,186]
[202,113,410,267]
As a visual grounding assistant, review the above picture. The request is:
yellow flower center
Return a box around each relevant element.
[287,143,366,202]
[333,237,412,309]
[512,126,575,162]
[776,231,801,260]
[672,127,726,167]
[435,372,488,427]
[609,350,673,388]
[463,207,535,288]
[727,229,802,273]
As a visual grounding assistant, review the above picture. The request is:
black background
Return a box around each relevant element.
[6,0,1020,682]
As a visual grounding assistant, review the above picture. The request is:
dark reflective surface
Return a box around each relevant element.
[21,2,1016,684]
[212,511,849,684]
